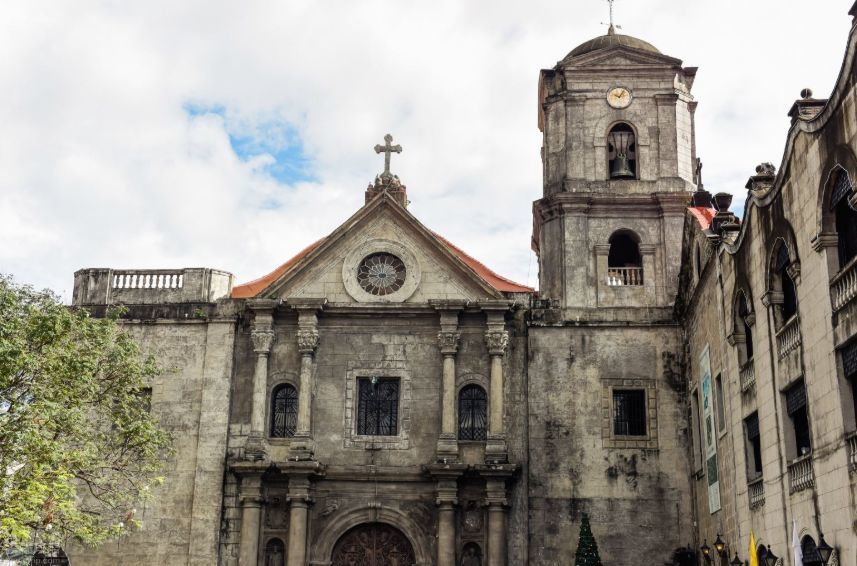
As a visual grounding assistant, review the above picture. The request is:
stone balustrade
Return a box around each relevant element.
[776,315,801,359]
[788,454,814,493]
[748,476,765,509]
[831,257,857,312]
[607,267,644,287]
[739,359,756,393]
[848,432,857,474]
[73,268,233,306]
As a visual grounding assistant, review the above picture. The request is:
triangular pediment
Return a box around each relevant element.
[254,193,510,304]
[562,46,682,69]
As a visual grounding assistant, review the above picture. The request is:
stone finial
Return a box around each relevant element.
[712,192,733,212]
[251,329,275,354]
[788,88,827,123]
[365,171,408,208]
[296,329,319,355]
[745,162,777,195]
[756,162,776,176]
[485,330,509,356]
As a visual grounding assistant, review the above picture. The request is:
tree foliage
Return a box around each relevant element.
[574,513,602,566]
[0,275,171,551]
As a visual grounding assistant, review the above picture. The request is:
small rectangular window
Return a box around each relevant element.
[745,412,763,479]
[786,380,811,457]
[715,374,726,433]
[357,378,400,436]
[613,389,646,436]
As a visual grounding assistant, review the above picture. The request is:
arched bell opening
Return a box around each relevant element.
[607,230,643,286]
[607,123,638,180]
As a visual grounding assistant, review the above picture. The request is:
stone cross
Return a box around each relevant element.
[601,0,621,34]
[374,134,402,177]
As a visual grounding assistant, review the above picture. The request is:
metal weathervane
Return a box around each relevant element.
[601,0,622,34]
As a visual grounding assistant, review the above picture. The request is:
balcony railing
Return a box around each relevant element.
[776,315,801,359]
[748,476,765,509]
[848,432,857,474]
[831,256,857,312]
[607,267,644,287]
[788,454,814,493]
[739,359,756,393]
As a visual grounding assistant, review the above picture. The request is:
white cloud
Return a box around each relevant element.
[0,0,851,297]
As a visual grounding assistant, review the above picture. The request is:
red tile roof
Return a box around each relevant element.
[231,233,533,298]
[688,206,716,230]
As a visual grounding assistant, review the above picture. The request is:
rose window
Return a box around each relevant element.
[357,253,406,296]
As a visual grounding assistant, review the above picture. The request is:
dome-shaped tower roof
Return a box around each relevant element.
[565,27,660,59]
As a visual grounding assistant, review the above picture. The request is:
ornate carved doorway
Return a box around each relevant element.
[331,522,416,566]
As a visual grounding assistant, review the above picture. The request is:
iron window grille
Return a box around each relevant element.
[270,384,298,438]
[458,384,488,441]
[842,340,857,423]
[357,377,400,436]
[776,245,798,321]
[613,389,647,436]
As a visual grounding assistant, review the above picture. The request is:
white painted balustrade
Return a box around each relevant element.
[831,258,857,312]
[776,315,801,359]
[112,271,184,290]
[788,455,814,493]
[606,267,644,287]
[748,477,765,509]
[739,360,755,393]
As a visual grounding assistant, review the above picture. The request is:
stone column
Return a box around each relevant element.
[237,473,263,566]
[484,309,509,463]
[436,307,461,461]
[247,300,277,460]
[290,300,325,460]
[286,474,312,565]
[484,479,509,566]
[436,480,458,566]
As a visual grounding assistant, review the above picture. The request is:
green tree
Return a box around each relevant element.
[574,513,602,566]
[0,275,171,552]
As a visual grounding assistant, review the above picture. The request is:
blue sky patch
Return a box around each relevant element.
[183,102,316,185]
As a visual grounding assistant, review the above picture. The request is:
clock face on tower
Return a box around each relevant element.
[607,86,632,109]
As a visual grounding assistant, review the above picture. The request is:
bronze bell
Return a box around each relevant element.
[609,130,636,179]
[610,155,634,178]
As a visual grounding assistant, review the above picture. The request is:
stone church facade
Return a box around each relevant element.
[65,4,857,565]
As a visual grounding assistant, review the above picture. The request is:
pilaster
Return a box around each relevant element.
[237,473,264,566]
[246,299,278,461]
[481,301,511,464]
[433,301,464,462]
[289,298,326,461]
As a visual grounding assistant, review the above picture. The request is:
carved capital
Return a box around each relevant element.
[745,312,756,327]
[251,329,275,354]
[297,329,319,354]
[437,331,460,355]
[786,261,801,284]
[485,330,509,356]
[811,232,839,252]
[761,290,784,308]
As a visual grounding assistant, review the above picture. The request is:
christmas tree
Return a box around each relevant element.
[574,513,602,566]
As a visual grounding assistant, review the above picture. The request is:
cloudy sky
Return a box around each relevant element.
[1,1,852,298]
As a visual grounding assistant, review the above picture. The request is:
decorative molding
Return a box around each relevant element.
[343,362,412,450]
[296,329,319,355]
[341,238,421,303]
[601,378,658,449]
[485,331,509,356]
[437,331,461,355]
[251,329,275,354]
[786,261,802,284]
[761,290,784,308]
[811,232,839,252]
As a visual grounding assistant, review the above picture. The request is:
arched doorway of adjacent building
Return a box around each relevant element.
[330,522,416,566]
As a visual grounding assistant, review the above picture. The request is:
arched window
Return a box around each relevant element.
[264,538,285,566]
[735,290,754,364]
[607,123,638,180]
[270,384,298,438]
[607,230,643,286]
[458,384,488,441]
[775,243,798,322]
[801,536,823,566]
[830,168,857,268]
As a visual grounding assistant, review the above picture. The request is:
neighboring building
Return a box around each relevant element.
[676,3,857,564]
[62,3,857,566]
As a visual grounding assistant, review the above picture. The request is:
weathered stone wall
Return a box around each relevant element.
[67,308,237,566]
[527,322,692,564]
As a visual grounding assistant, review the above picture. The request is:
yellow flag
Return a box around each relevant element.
[749,531,758,566]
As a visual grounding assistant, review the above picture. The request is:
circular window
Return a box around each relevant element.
[356,253,407,296]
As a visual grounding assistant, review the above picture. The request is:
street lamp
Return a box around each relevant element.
[714,534,726,556]
[701,540,711,562]
[730,552,743,566]
[764,546,779,566]
[816,534,833,565]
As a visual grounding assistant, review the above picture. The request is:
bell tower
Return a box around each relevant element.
[532,27,699,310]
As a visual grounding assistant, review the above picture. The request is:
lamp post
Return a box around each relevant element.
[764,546,779,566]
[714,534,726,557]
[816,534,833,565]
[701,540,711,562]
[730,552,743,566]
